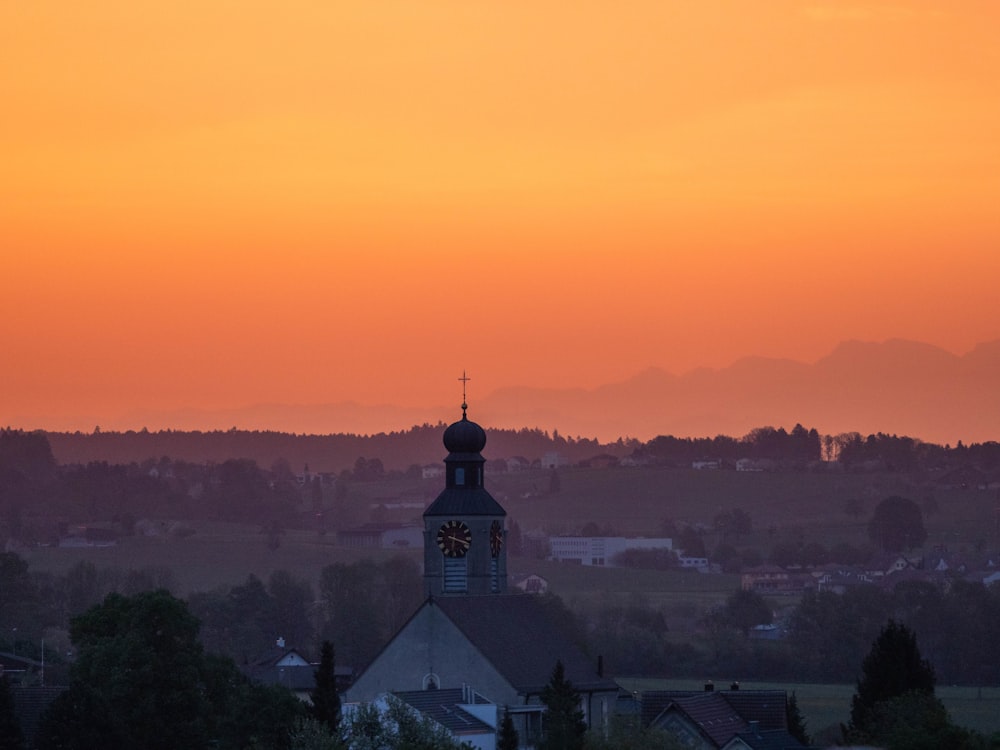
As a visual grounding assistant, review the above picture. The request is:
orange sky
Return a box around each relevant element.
[2,1,999,436]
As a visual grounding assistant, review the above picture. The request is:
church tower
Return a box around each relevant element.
[423,398,507,596]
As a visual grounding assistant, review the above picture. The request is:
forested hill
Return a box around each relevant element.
[43,425,635,474]
[37,425,1000,475]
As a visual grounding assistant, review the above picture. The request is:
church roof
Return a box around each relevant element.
[424,486,506,517]
[433,595,617,695]
[443,415,487,454]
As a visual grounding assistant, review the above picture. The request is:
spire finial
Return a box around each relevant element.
[458,370,470,418]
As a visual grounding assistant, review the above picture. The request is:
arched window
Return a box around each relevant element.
[423,673,440,690]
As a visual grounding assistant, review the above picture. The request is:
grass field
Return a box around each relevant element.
[21,521,422,595]
[614,678,1000,741]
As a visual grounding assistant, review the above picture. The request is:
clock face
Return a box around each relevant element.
[490,520,504,557]
[437,520,472,558]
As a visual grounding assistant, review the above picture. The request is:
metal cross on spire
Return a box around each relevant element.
[458,370,470,417]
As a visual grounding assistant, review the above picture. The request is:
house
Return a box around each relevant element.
[351,688,498,750]
[336,523,424,550]
[641,687,807,750]
[549,536,673,567]
[243,646,317,702]
[741,565,789,592]
[983,570,1000,586]
[57,526,120,548]
[505,456,531,473]
[581,454,619,469]
[864,554,916,579]
[394,687,498,750]
[345,406,619,747]
[692,460,721,470]
[422,465,444,480]
[678,555,710,571]
[541,452,570,469]
[512,573,549,594]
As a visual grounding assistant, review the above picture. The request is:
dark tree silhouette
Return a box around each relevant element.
[848,619,935,741]
[868,496,927,552]
[35,590,304,750]
[0,675,24,750]
[498,709,519,750]
[539,660,586,750]
[785,691,809,746]
[311,641,341,737]
[715,588,772,637]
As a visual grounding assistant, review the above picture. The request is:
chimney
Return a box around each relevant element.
[597,655,604,678]
[749,720,760,736]
[276,636,285,649]
[704,680,714,692]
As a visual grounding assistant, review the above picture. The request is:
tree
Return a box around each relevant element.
[498,710,519,750]
[868,495,927,552]
[539,660,586,750]
[268,569,314,649]
[715,589,772,637]
[290,717,344,750]
[0,675,24,750]
[548,468,561,494]
[311,641,341,737]
[785,691,809,747]
[677,526,705,558]
[0,553,38,638]
[342,696,465,750]
[42,590,212,749]
[584,714,683,750]
[859,691,985,750]
[848,619,936,742]
[35,590,304,750]
[713,508,751,541]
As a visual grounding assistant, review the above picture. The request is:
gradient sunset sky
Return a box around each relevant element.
[2,2,999,436]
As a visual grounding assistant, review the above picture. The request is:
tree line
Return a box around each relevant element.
[33,424,1000,475]
[6,582,997,749]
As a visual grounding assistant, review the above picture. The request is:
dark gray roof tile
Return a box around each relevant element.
[434,595,617,695]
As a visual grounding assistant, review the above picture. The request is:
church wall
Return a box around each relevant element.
[344,602,521,708]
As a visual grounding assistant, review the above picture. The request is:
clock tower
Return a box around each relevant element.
[423,399,507,596]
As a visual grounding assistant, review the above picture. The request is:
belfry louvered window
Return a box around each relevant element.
[443,557,467,592]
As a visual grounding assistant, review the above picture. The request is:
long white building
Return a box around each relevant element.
[548,536,673,566]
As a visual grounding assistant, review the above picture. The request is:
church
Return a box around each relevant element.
[344,400,620,745]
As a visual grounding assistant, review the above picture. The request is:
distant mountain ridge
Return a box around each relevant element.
[477,338,1000,445]
[64,338,1000,445]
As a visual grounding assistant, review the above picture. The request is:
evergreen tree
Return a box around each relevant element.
[311,641,341,737]
[785,691,809,746]
[0,676,25,750]
[498,709,519,750]
[539,660,586,750]
[848,619,936,741]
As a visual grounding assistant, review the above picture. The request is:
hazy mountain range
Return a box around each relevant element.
[87,339,1000,445]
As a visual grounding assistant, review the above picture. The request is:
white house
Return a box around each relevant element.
[549,536,673,567]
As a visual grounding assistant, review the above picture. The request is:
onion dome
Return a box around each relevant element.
[443,408,487,455]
